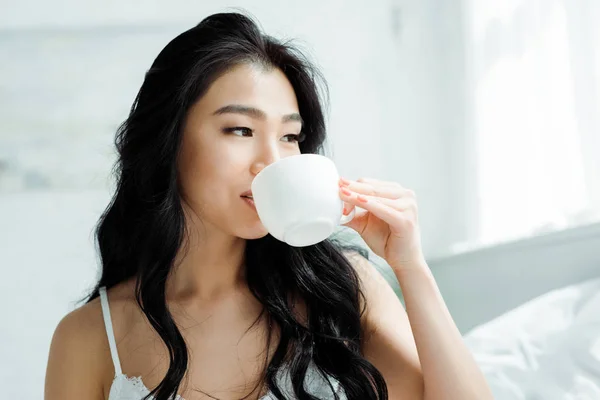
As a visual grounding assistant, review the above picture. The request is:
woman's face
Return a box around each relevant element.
[178,63,304,239]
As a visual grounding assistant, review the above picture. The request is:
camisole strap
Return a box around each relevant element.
[99,286,123,375]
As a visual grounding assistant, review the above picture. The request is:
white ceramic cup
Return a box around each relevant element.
[251,154,355,247]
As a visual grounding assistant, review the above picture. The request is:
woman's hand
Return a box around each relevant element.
[339,177,426,272]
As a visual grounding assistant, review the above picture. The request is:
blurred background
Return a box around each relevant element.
[1,0,599,398]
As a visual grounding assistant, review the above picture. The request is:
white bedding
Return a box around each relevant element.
[464,277,600,400]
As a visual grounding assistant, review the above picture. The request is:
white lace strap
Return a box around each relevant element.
[99,286,123,375]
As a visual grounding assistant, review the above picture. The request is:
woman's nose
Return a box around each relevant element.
[250,144,281,176]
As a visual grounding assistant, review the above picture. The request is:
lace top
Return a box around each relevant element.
[99,286,345,400]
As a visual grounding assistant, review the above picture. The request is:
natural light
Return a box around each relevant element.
[467,0,600,247]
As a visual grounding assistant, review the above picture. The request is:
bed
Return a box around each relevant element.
[464,277,600,399]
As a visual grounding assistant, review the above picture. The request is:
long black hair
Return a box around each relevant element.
[83,11,388,400]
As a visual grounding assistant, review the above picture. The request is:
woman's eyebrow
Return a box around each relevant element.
[213,104,303,125]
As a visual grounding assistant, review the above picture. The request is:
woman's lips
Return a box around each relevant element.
[241,196,255,209]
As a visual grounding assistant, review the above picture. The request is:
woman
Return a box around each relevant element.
[44,12,492,400]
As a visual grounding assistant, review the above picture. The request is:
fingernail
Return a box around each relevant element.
[339,177,350,186]
[343,207,348,215]
[341,187,352,196]
[357,195,368,203]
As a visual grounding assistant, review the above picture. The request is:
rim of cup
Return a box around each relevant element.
[253,153,331,182]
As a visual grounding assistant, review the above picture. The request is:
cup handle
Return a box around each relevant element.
[339,207,355,225]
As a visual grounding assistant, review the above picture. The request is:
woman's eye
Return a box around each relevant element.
[223,127,305,143]
[223,127,253,137]
[282,133,306,143]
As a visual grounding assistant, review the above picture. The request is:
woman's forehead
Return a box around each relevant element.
[194,63,300,117]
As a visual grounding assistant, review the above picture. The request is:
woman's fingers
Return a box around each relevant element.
[339,178,412,200]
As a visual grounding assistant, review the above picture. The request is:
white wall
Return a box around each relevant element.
[0,192,110,399]
[380,0,474,256]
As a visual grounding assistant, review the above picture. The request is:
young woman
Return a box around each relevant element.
[44,12,492,400]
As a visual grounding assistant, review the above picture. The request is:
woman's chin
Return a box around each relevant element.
[237,225,269,240]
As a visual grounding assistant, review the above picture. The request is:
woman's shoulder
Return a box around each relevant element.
[49,279,139,360]
[51,282,137,360]
[45,293,112,398]
[50,291,109,356]
[341,250,400,333]
[341,249,392,298]
[45,279,141,398]
[67,279,138,335]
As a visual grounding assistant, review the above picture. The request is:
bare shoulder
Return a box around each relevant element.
[44,294,110,400]
[342,250,424,398]
[343,250,395,293]
[342,250,399,326]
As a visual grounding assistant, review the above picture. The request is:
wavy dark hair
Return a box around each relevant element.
[82,11,388,400]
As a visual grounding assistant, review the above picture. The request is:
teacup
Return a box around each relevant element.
[251,154,355,247]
